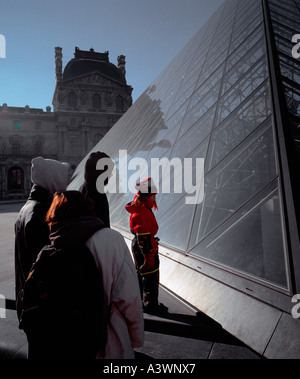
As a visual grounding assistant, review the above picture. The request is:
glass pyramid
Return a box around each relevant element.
[70,0,300,293]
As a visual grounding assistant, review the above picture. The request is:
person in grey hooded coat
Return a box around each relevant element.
[14,157,69,319]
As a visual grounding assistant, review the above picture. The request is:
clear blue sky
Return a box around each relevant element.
[0,0,224,110]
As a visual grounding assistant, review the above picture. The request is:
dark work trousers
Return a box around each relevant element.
[132,236,160,307]
[139,267,160,307]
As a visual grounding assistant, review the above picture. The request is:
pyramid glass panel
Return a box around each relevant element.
[268,0,300,170]
[189,179,288,288]
[70,0,300,292]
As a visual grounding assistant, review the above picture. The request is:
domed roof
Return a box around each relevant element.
[63,48,126,85]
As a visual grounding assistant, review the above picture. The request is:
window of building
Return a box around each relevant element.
[68,92,77,108]
[92,94,101,110]
[13,121,21,131]
[7,166,24,191]
[116,95,124,111]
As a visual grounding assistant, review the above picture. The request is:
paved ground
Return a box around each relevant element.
[137,286,261,360]
[0,200,262,360]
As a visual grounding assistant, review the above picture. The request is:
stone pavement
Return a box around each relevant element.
[0,201,261,360]
[137,286,261,360]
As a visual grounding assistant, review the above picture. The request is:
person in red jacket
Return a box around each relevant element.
[125,177,168,315]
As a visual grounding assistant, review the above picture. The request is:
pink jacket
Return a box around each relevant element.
[86,227,144,359]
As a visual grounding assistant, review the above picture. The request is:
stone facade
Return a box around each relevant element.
[0,47,133,199]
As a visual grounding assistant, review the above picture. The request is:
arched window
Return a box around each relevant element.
[8,166,24,191]
[92,94,101,110]
[68,92,77,108]
[116,95,124,111]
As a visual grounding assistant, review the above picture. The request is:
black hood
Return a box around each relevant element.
[28,184,52,202]
[49,216,104,249]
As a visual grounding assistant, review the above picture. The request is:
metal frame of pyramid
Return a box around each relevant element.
[69,0,300,358]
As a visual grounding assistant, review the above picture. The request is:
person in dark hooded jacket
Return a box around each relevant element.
[80,151,114,228]
[36,191,144,359]
[14,157,69,319]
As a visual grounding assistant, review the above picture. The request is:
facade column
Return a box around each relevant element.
[0,164,5,200]
[81,126,90,156]
[57,125,67,161]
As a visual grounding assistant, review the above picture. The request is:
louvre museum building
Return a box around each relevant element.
[70,0,300,359]
[0,47,133,200]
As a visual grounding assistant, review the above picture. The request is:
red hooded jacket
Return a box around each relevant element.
[125,197,159,272]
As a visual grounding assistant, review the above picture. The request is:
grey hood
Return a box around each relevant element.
[31,156,69,194]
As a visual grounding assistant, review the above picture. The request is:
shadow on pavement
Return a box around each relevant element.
[143,310,244,346]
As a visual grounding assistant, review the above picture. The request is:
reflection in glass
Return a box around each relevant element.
[216,57,268,124]
[206,83,271,172]
[190,121,277,245]
[157,196,194,251]
[189,181,288,288]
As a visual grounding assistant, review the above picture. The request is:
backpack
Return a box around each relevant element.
[18,243,108,359]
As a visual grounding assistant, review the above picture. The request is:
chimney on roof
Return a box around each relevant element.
[55,47,63,82]
[117,55,126,80]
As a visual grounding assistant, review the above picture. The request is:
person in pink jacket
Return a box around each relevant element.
[86,216,145,359]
